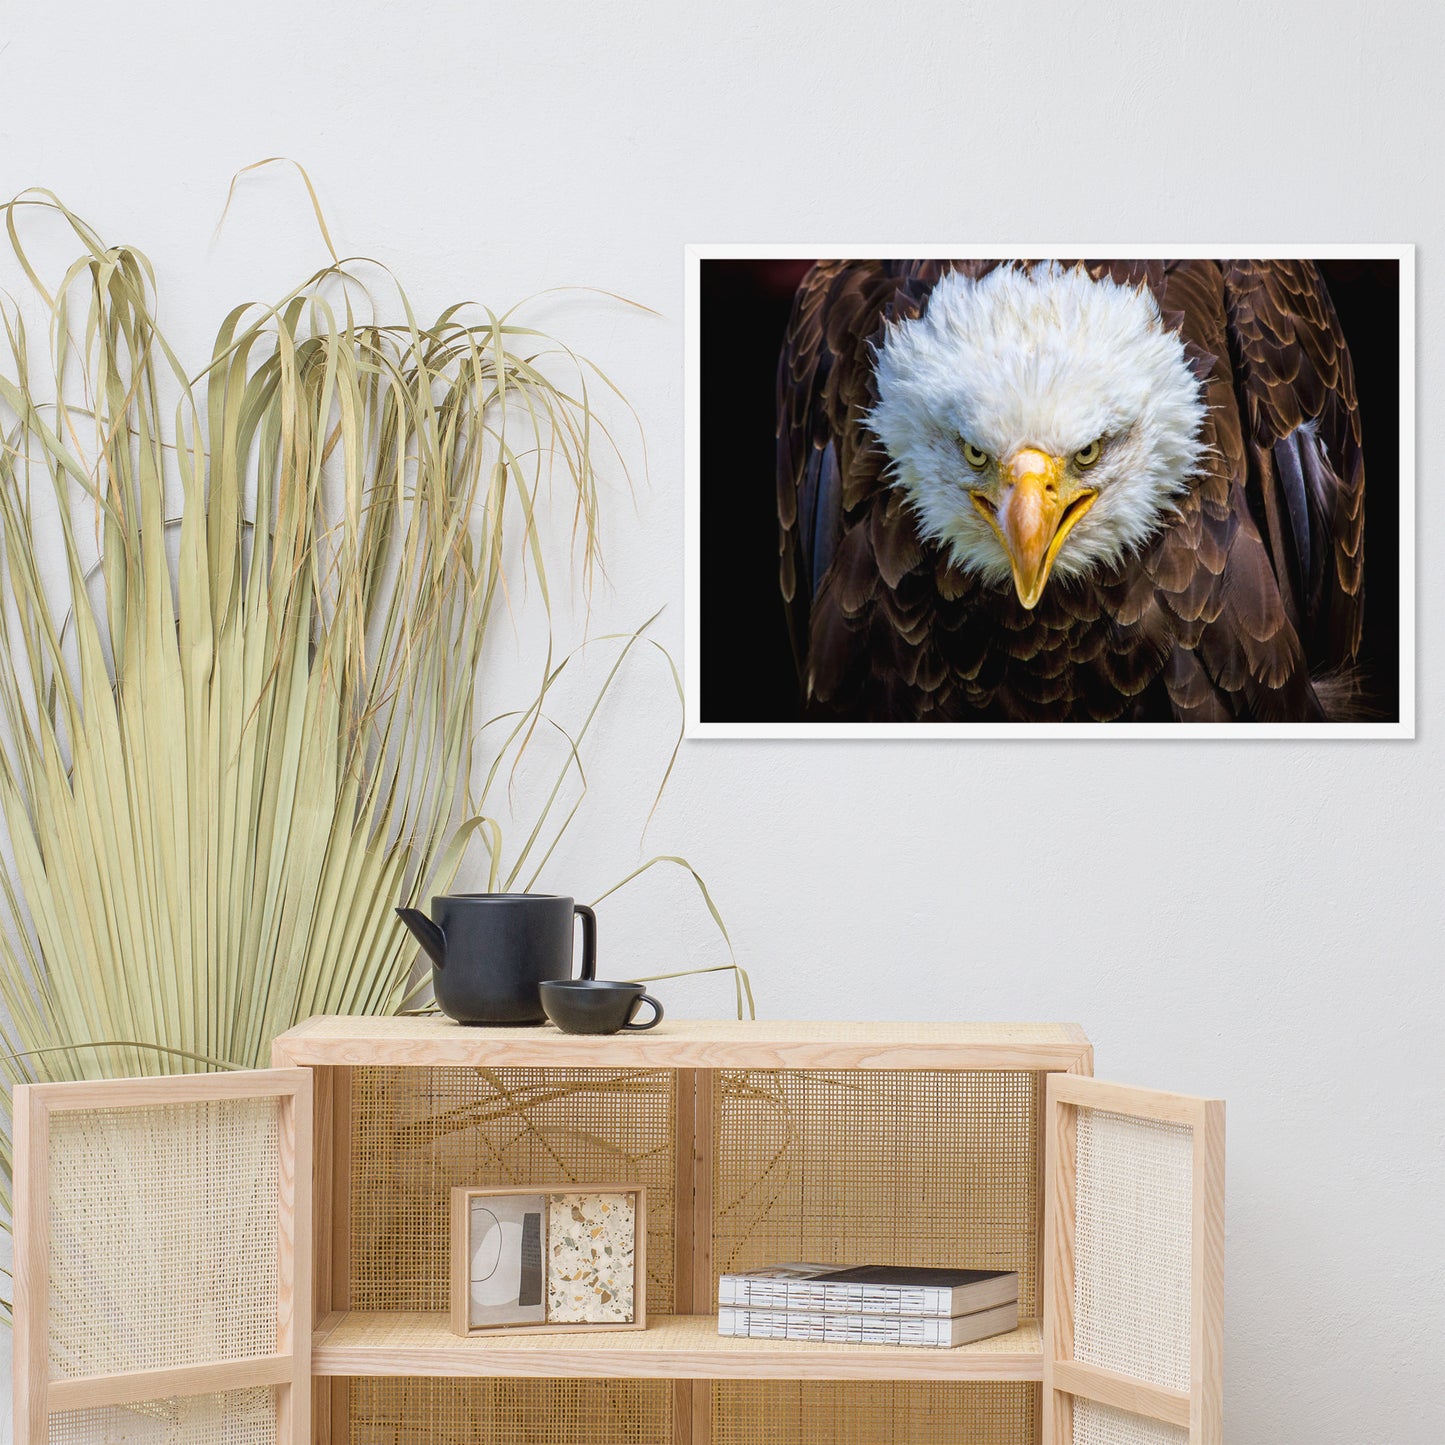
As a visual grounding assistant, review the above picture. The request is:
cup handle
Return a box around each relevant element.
[573,903,597,981]
[622,993,663,1031]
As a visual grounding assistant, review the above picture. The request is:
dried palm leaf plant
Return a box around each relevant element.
[0,185,747,1321]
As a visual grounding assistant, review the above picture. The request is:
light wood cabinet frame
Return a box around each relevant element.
[7,1020,1225,1445]
[12,1068,312,1445]
[1042,1074,1225,1445]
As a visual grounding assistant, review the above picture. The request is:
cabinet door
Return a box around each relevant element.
[1042,1075,1224,1445]
[12,1068,312,1445]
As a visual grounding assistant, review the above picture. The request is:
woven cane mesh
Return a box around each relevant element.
[347,1377,672,1445]
[713,1381,1039,1445]
[349,1067,675,1313]
[1073,1399,1189,1445]
[712,1069,1041,1315]
[47,1099,280,1378]
[1073,1107,1192,1391]
[47,1388,277,1444]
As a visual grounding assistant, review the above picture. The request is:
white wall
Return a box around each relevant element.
[1,1,1440,1440]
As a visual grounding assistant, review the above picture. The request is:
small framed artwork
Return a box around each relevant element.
[449,1184,647,1336]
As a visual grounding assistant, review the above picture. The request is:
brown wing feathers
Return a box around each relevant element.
[1222,261,1365,669]
[776,260,962,712]
[775,258,1365,722]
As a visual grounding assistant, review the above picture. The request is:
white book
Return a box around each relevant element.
[717,1262,1018,1318]
[717,1299,1020,1349]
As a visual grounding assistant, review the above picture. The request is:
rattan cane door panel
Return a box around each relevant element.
[1072,1109,1193,1392]
[45,1098,283,1378]
[1069,1399,1189,1445]
[12,1070,311,1445]
[1042,1078,1224,1445]
[46,1388,280,1444]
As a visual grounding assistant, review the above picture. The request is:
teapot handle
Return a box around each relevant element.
[573,903,597,980]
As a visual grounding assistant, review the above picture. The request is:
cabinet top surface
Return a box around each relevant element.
[272,1015,1091,1069]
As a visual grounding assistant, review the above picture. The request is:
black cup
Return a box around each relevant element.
[539,980,664,1035]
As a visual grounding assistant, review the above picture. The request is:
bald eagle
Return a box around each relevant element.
[777,260,1366,722]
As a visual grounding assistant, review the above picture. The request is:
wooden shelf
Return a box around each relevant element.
[274,1015,1092,1072]
[311,1311,1043,1382]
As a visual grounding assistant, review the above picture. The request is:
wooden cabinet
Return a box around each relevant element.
[12,1019,1223,1445]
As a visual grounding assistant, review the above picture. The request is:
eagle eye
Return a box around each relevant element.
[1074,439,1103,469]
[960,439,989,470]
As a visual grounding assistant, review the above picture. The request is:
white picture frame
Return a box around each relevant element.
[683,244,1415,739]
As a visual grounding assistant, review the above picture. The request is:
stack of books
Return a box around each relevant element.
[716,1262,1019,1349]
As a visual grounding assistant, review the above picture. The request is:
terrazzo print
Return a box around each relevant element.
[546,1192,636,1323]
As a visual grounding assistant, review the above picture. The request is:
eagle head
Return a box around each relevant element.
[866,263,1207,609]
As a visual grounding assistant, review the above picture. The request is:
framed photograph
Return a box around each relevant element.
[684,246,1414,738]
[449,1184,646,1336]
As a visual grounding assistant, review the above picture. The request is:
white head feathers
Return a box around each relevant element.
[866,263,1208,589]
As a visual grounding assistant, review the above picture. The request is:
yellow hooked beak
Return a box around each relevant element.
[970,448,1098,609]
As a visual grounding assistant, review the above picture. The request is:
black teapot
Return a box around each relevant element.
[396,893,597,1025]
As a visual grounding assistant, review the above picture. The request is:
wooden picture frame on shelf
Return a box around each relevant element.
[449,1184,647,1337]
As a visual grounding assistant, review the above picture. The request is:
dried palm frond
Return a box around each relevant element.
[0,188,741,1321]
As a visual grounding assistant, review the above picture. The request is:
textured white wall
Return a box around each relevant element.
[1,1,1440,1440]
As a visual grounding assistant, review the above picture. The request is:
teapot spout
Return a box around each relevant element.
[396,907,447,969]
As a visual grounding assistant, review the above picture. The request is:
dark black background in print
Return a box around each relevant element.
[696,258,1401,725]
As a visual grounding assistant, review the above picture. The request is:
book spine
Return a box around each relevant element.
[716,1278,954,1317]
[717,1307,955,1347]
